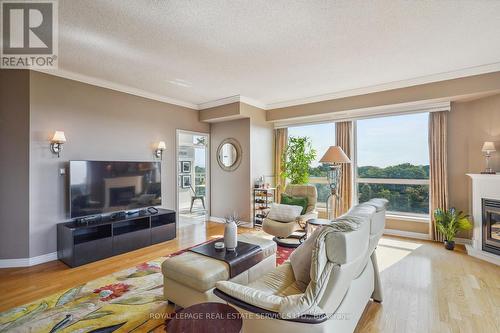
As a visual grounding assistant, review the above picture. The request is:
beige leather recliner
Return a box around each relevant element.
[262,184,318,240]
[214,198,388,333]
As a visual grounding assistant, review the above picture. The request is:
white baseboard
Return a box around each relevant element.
[465,244,500,266]
[383,229,474,245]
[0,252,58,268]
[383,229,430,240]
[455,237,472,245]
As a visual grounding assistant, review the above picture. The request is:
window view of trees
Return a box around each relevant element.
[357,163,429,179]
[288,113,430,216]
[288,123,335,207]
[356,113,430,215]
[307,163,430,214]
[309,164,331,205]
[357,164,429,214]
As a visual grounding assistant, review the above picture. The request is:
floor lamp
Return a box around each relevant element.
[319,146,351,219]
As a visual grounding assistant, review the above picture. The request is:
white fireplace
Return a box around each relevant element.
[466,174,500,265]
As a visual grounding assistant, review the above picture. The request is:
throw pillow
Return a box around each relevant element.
[267,203,303,222]
[281,194,308,215]
[289,227,322,286]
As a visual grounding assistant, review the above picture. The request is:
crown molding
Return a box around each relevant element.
[239,96,267,110]
[197,95,266,110]
[197,95,241,109]
[34,62,500,112]
[32,69,200,109]
[266,62,500,110]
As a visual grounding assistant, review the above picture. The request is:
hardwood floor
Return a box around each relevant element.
[1,223,499,332]
[0,222,234,312]
[355,236,500,333]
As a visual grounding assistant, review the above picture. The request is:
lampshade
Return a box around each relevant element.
[157,141,166,150]
[319,146,351,164]
[51,131,66,143]
[482,141,496,153]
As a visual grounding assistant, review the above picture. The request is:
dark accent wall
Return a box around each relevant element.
[0,70,30,259]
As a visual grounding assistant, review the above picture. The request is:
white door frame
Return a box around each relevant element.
[175,129,210,223]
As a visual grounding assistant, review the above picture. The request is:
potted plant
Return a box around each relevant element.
[281,136,317,184]
[433,208,473,250]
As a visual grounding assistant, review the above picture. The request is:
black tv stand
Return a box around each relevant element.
[57,208,176,267]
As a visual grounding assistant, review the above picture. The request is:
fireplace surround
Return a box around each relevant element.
[466,174,500,265]
[482,199,500,255]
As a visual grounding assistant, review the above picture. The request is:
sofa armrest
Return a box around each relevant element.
[213,288,327,324]
[215,281,283,312]
[296,211,319,228]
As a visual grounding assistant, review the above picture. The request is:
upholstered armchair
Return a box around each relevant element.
[262,184,318,247]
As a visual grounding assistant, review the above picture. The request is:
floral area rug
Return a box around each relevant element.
[0,244,293,333]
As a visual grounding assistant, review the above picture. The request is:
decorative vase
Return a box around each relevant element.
[444,240,455,251]
[224,220,238,251]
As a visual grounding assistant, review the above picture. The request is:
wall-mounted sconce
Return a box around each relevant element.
[50,131,66,158]
[155,141,166,159]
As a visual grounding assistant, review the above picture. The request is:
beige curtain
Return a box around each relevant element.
[335,121,353,216]
[274,128,288,203]
[429,111,449,242]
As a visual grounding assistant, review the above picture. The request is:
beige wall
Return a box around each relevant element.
[386,218,428,234]
[206,102,273,223]
[199,102,241,122]
[246,103,274,186]
[0,70,31,259]
[28,71,209,257]
[448,93,500,238]
[5,69,499,259]
[210,118,251,221]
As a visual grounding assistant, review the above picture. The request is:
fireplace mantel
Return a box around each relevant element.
[466,174,500,265]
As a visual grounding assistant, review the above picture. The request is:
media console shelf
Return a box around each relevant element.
[57,208,176,267]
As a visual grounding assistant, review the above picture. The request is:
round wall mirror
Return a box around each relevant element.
[217,138,242,172]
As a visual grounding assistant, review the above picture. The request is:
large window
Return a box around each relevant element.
[355,113,430,215]
[287,123,335,208]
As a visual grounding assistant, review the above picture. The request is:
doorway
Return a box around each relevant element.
[176,130,210,226]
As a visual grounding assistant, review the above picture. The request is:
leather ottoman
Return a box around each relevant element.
[162,234,277,308]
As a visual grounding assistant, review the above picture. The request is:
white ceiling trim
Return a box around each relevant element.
[273,101,451,128]
[266,62,500,110]
[33,68,199,109]
[197,95,241,109]
[35,62,499,112]
[239,96,267,110]
[196,94,266,110]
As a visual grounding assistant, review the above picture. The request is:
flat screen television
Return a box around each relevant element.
[69,160,162,218]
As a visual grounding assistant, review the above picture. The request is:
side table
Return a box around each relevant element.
[306,218,331,239]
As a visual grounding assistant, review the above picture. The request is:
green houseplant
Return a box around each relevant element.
[281,136,316,184]
[433,207,473,250]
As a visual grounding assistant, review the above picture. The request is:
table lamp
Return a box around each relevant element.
[481,141,497,174]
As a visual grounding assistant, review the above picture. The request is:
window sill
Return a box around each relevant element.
[386,213,429,223]
[316,208,429,223]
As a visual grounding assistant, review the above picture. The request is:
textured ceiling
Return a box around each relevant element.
[54,0,500,108]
